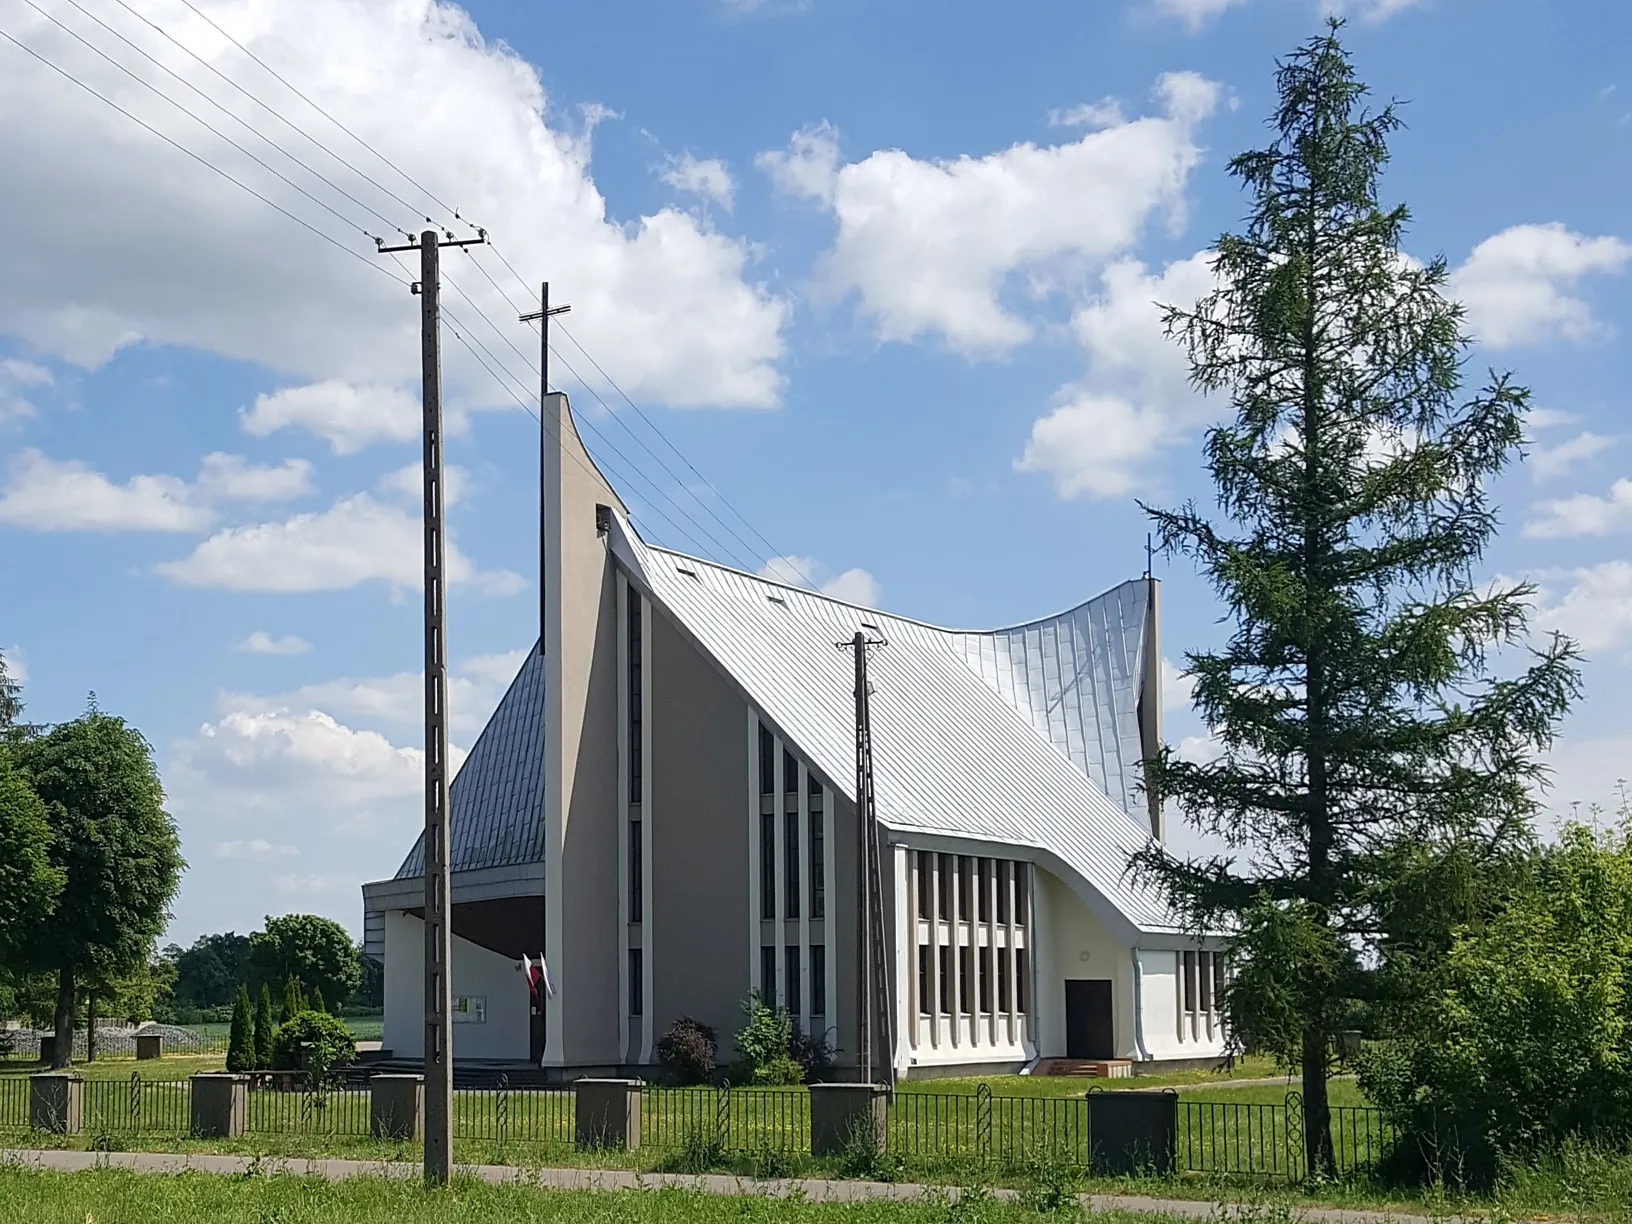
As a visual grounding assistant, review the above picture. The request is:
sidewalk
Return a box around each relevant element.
[0,1147,1452,1223]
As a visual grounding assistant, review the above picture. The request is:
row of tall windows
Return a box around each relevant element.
[915,852,1025,926]
[759,943,827,1018]
[756,722,829,1023]
[917,942,1027,1016]
[1180,950,1225,1023]
[627,586,643,936]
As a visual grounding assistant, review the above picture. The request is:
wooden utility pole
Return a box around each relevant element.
[519,283,569,663]
[376,226,484,1188]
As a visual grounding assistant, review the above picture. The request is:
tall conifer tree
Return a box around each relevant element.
[1136,24,1579,1174]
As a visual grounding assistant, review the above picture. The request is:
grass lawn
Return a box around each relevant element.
[0,1166,1169,1224]
[0,1054,227,1080]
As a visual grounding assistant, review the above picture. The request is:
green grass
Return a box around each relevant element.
[0,1054,228,1081]
[0,1166,1177,1224]
[896,1055,1293,1099]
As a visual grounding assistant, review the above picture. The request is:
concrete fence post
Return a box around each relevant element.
[135,1033,163,1061]
[370,1074,424,1141]
[574,1079,641,1150]
[809,1082,887,1158]
[28,1073,83,1134]
[190,1073,248,1139]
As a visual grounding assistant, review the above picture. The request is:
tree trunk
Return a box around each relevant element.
[86,993,98,1063]
[1302,1023,1337,1178]
[51,967,75,1069]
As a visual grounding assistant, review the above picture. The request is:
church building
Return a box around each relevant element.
[361,393,1228,1080]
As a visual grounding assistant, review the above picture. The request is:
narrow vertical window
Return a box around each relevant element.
[958,946,972,1014]
[630,818,643,924]
[758,723,774,796]
[785,946,801,1018]
[784,748,798,793]
[761,946,777,1008]
[1212,952,1227,1013]
[997,948,1011,1011]
[977,859,990,922]
[1199,951,1214,1014]
[627,589,642,804]
[1014,864,1029,929]
[811,945,827,1017]
[784,810,800,919]
[979,945,992,1014]
[1015,949,1029,1015]
[917,945,931,1015]
[628,948,643,1016]
[760,813,775,920]
[809,791,825,920]
[938,854,952,918]
[938,946,951,1014]
[959,857,973,919]
[996,861,1010,923]
[1184,951,1199,1016]
[916,851,931,919]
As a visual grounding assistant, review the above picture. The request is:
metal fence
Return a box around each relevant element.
[1,1026,231,1061]
[0,1074,1395,1181]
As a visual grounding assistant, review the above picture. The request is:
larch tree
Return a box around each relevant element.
[1134,24,1579,1175]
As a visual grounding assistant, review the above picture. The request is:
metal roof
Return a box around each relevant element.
[395,646,544,879]
[610,521,1181,939]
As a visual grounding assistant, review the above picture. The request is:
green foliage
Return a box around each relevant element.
[661,1124,727,1173]
[354,945,383,1008]
[225,985,255,1072]
[751,1139,802,1180]
[1016,1144,1081,1214]
[280,977,307,1024]
[0,648,32,742]
[251,914,360,1013]
[311,987,327,1014]
[834,1115,906,1183]
[270,1009,355,1076]
[1360,823,1632,1187]
[254,983,275,1070]
[0,749,63,961]
[167,932,252,1010]
[733,992,804,1085]
[13,707,185,1065]
[656,1016,719,1085]
[1130,23,1579,1172]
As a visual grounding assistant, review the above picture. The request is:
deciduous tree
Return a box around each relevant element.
[250,914,359,1015]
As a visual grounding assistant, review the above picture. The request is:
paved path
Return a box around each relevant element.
[0,1147,1457,1223]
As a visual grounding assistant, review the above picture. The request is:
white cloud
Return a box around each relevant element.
[1452,223,1632,348]
[271,873,356,895]
[212,838,299,860]
[0,448,212,531]
[758,74,1218,356]
[377,461,471,508]
[760,554,883,608]
[1016,250,1219,499]
[1530,432,1616,483]
[1323,0,1427,21]
[155,492,524,595]
[1161,656,1197,714]
[1530,562,1632,653]
[2,643,28,686]
[0,358,52,424]
[1149,0,1248,33]
[1048,99,1126,129]
[0,0,787,409]
[660,153,736,211]
[1525,480,1632,539]
[241,383,425,455]
[236,630,312,655]
[196,452,314,502]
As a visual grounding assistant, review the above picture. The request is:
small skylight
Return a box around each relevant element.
[860,621,879,630]
[767,595,787,607]
[676,567,699,579]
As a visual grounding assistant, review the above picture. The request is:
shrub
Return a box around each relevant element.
[253,984,275,1070]
[734,992,804,1085]
[664,1124,726,1173]
[270,1009,355,1076]
[788,1027,837,1084]
[224,985,254,1072]
[656,1016,718,1085]
[280,978,307,1024]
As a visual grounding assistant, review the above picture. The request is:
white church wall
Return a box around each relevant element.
[1035,869,1136,1060]
[381,910,531,1061]
[1136,947,1229,1062]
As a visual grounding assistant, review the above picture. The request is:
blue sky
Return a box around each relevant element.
[0,0,1628,943]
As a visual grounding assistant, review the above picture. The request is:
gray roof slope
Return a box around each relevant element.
[395,646,544,879]
[611,522,1179,939]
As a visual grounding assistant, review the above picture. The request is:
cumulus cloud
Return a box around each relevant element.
[1529,432,1617,483]
[0,448,212,531]
[1149,0,1248,32]
[213,838,298,860]
[195,452,314,501]
[155,492,524,594]
[760,554,883,608]
[1048,99,1126,129]
[240,382,427,455]
[236,630,312,655]
[1016,250,1219,499]
[0,0,787,409]
[758,74,1219,356]
[660,153,735,211]
[1452,223,1632,348]
[0,358,52,424]
[376,460,471,507]
[1530,562,1632,654]
[1526,480,1632,539]
[1161,656,1197,714]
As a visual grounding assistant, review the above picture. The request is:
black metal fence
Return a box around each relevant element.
[1,1026,230,1061]
[0,1074,1394,1181]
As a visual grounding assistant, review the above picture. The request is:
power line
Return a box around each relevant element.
[0,24,406,289]
[173,0,470,233]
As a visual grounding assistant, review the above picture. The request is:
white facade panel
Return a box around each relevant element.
[381,911,530,1062]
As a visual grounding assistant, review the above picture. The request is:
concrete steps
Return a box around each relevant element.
[1034,1058,1133,1079]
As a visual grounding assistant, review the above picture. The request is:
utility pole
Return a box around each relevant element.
[839,630,891,1087]
[519,284,570,662]
[376,226,485,1188]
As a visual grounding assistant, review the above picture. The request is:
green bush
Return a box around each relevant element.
[270,1009,355,1076]
[253,983,275,1070]
[224,985,254,1072]
[1360,822,1632,1187]
[733,991,804,1085]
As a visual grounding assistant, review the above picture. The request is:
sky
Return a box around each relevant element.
[0,0,1628,946]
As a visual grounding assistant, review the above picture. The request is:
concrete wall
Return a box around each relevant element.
[647,608,752,1056]
[381,910,530,1061]
[1034,868,1136,1060]
[1136,948,1228,1062]
[543,392,624,1071]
